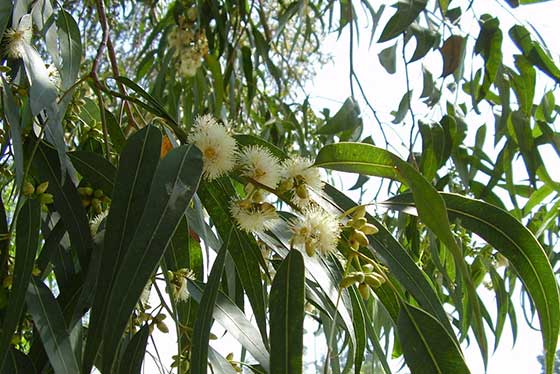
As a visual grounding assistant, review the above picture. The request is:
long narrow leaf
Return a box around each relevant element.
[270,250,305,374]
[191,233,229,374]
[101,144,202,371]
[25,278,80,374]
[0,199,41,367]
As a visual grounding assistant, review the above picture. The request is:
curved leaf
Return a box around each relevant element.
[316,143,487,364]
[56,10,82,92]
[191,233,229,374]
[397,303,469,374]
[270,250,305,374]
[382,192,560,373]
[0,199,41,368]
[101,144,202,371]
[25,278,80,374]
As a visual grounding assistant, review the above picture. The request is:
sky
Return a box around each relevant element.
[143,1,560,373]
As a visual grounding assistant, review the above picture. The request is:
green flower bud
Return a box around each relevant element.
[22,182,35,196]
[358,283,370,300]
[350,229,369,247]
[78,187,94,196]
[361,223,379,235]
[94,189,104,198]
[350,217,367,229]
[36,181,49,195]
[354,205,366,218]
[363,264,374,273]
[40,193,54,205]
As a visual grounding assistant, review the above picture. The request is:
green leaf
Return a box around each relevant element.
[509,25,560,84]
[378,43,397,74]
[378,0,427,43]
[474,15,503,101]
[270,250,305,374]
[83,125,162,374]
[206,54,224,115]
[383,192,560,373]
[397,303,469,374]
[0,199,41,368]
[409,24,439,63]
[68,151,116,197]
[118,325,150,374]
[392,90,412,124]
[104,109,126,153]
[2,77,24,189]
[0,348,37,374]
[0,1,12,39]
[29,140,93,269]
[187,281,270,371]
[191,233,229,374]
[101,143,202,371]
[56,10,82,92]
[317,98,362,136]
[25,278,80,374]
[440,35,466,78]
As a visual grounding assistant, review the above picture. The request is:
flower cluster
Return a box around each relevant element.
[167,17,208,78]
[188,114,343,258]
[168,268,196,303]
[188,114,237,180]
[4,17,32,59]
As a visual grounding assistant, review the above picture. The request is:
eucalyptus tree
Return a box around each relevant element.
[0,0,559,373]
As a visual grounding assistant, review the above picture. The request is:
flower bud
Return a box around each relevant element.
[94,189,104,198]
[78,187,94,196]
[156,321,169,333]
[350,230,369,247]
[40,193,54,205]
[361,223,378,235]
[22,182,35,196]
[364,273,384,288]
[358,283,370,300]
[305,240,315,257]
[36,181,49,195]
[354,205,366,218]
[351,217,367,229]
[363,264,374,273]
[295,184,309,199]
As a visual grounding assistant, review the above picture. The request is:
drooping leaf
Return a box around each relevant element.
[378,0,428,43]
[83,125,162,373]
[187,281,270,371]
[474,15,503,101]
[509,25,560,84]
[0,1,12,39]
[25,278,80,374]
[392,90,412,124]
[378,43,397,74]
[101,144,202,371]
[270,250,305,374]
[440,35,466,77]
[191,233,229,374]
[29,140,93,269]
[56,10,82,92]
[382,192,560,373]
[0,199,41,368]
[397,303,470,373]
[409,23,439,62]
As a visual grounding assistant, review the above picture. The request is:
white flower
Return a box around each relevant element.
[230,199,278,233]
[5,16,32,59]
[139,280,152,307]
[188,115,237,180]
[90,210,108,235]
[172,268,195,303]
[281,156,323,207]
[238,145,282,188]
[291,206,341,257]
[46,64,61,88]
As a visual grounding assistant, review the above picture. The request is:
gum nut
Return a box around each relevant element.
[351,217,367,229]
[354,205,366,218]
[36,181,49,194]
[358,283,370,300]
[361,223,379,235]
